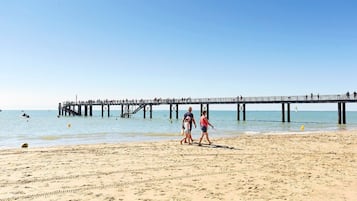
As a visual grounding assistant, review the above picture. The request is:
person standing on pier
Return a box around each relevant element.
[198,111,214,146]
[182,107,196,142]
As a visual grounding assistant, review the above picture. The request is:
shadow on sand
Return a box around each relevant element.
[192,142,238,150]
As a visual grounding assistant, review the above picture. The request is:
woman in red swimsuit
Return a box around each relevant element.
[198,111,214,146]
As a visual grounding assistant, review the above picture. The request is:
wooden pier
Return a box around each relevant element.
[59,93,357,124]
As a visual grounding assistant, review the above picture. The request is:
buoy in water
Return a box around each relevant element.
[67,123,71,128]
[21,143,28,148]
[300,125,305,131]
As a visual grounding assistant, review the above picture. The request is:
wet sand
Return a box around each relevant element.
[0,130,356,201]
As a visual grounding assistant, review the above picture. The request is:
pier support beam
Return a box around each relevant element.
[72,106,75,116]
[169,104,172,119]
[58,103,61,116]
[237,103,246,121]
[282,103,285,122]
[61,105,64,116]
[143,105,146,119]
[84,105,88,116]
[101,104,104,118]
[338,102,342,124]
[89,105,93,116]
[337,102,346,124]
[342,102,346,124]
[287,103,291,122]
[176,104,179,119]
[149,104,153,119]
[107,104,110,117]
[200,104,209,119]
[243,104,246,121]
[207,104,210,120]
[121,105,124,118]
[169,104,179,120]
[237,104,240,121]
[78,105,82,116]
[126,105,130,118]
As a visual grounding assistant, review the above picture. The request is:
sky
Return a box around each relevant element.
[0,0,356,110]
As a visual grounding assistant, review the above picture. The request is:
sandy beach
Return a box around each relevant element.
[0,130,356,201]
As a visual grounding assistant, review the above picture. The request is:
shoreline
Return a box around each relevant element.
[2,128,357,150]
[1,130,356,200]
[2,110,357,150]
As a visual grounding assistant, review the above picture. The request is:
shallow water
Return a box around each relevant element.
[0,110,356,148]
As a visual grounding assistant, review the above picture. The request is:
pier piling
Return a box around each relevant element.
[237,104,240,121]
[287,103,291,122]
[149,104,152,119]
[169,104,172,119]
[84,105,88,116]
[58,103,61,116]
[282,103,285,122]
[337,102,347,124]
[107,105,110,117]
[342,102,346,124]
[175,104,179,119]
[243,104,246,121]
[144,105,146,119]
[207,104,210,119]
[338,102,342,124]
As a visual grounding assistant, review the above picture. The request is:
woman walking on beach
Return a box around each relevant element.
[198,111,214,146]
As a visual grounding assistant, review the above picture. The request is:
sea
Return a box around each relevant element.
[1,110,357,149]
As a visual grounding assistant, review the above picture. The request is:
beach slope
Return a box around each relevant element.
[0,131,356,201]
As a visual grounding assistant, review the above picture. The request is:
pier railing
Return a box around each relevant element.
[62,94,356,106]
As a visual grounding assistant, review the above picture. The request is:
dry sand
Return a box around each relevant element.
[0,130,356,201]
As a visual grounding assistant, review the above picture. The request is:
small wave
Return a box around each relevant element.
[243,131,261,135]
[144,132,181,137]
[40,135,61,140]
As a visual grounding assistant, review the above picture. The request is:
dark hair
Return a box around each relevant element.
[202,111,207,115]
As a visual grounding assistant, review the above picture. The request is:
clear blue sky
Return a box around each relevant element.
[1,0,356,110]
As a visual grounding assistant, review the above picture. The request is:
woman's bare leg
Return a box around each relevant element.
[206,133,212,145]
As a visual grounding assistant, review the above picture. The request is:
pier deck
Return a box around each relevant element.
[59,93,357,124]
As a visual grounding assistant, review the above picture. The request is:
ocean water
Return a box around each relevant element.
[1,110,357,148]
